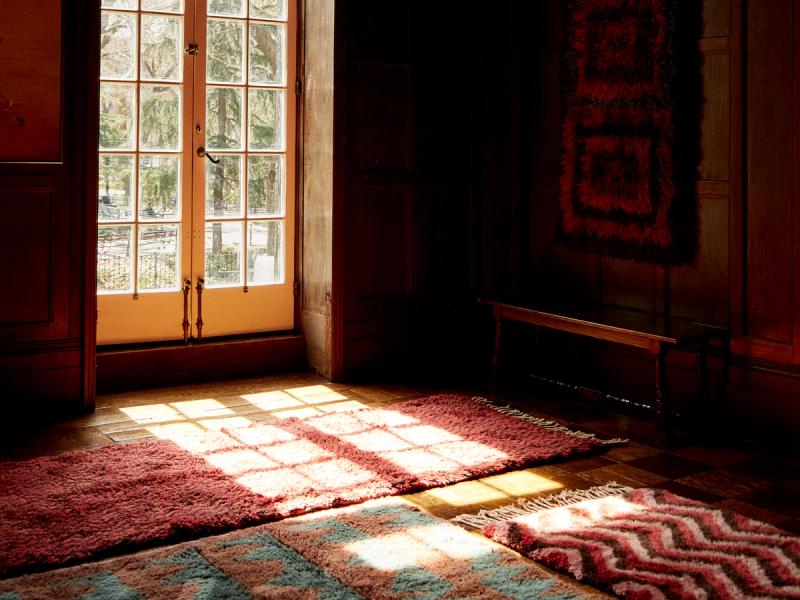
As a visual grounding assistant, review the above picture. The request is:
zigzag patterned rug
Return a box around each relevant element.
[0,498,607,599]
[469,485,800,599]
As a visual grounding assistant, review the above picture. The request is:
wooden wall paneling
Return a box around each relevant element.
[352,63,412,174]
[600,258,656,312]
[0,177,64,334]
[670,15,731,327]
[728,0,744,342]
[698,49,731,181]
[345,184,411,319]
[670,192,730,325]
[744,0,794,347]
[703,0,731,37]
[0,0,98,414]
[794,0,800,363]
[728,362,800,439]
[339,2,415,377]
[528,0,601,305]
[0,0,62,162]
[300,0,337,379]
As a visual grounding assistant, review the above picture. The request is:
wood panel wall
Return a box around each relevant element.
[0,1,98,416]
[490,0,800,439]
[337,1,478,379]
[333,0,800,440]
[299,0,338,379]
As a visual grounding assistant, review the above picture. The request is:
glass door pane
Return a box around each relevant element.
[98,0,192,344]
[203,0,287,290]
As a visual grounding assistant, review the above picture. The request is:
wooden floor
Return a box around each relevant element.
[3,369,799,537]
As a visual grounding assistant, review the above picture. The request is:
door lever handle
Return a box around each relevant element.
[196,146,220,164]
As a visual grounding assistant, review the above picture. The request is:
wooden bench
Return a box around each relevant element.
[481,299,729,444]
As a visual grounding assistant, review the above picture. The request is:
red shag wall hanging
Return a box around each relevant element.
[559,0,700,263]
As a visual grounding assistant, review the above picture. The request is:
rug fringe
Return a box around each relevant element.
[450,482,634,529]
[470,396,629,446]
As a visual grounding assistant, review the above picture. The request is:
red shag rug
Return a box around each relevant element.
[0,498,607,599]
[0,394,618,578]
[475,485,800,599]
[559,0,701,263]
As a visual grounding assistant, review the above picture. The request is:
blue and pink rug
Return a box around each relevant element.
[0,498,605,599]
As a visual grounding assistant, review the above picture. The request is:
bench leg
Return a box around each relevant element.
[490,317,502,397]
[654,345,671,447]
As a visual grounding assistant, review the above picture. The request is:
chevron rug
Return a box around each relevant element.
[477,486,800,599]
[0,498,607,599]
[0,394,618,578]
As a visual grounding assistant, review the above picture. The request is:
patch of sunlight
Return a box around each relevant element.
[392,425,461,446]
[204,448,280,476]
[481,470,564,496]
[275,406,323,420]
[515,494,645,534]
[352,409,419,428]
[418,480,511,507]
[382,447,461,474]
[343,525,491,571]
[419,471,563,507]
[225,423,297,446]
[120,403,183,424]
[236,466,317,497]
[403,524,495,560]
[242,390,303,411]
[196,416,253,431]
[170,399,234,419]
[419,440,509,467]
[296,458,378,489]
[318,400,369,413]
[342,429,413,453]
[285,384,348,404]
[259,438,334,466]
[145,421,240,454]
[146,421,205,439]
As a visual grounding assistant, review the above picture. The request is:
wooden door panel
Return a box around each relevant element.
[0,175,69,341]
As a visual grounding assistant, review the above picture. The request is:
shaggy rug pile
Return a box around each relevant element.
[0,394,617,577]
[559,0,700,262]
[0,498,606,599]
[474,485,800,599]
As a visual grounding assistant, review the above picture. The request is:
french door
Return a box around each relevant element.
[97,0,295,344]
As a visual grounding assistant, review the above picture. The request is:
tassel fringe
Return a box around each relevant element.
[450,482,634,529]
[470,396,628,446]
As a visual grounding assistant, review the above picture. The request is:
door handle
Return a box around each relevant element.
[181,278,191,343]
[196,146,220,164]
[195,277,205,341]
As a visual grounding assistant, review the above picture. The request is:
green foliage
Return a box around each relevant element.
[248,89,278,148]
[208,19,243,82]
[207,88,242,149]
[140,156,179,218]
[99,85,134,149]
[140,86,180,150]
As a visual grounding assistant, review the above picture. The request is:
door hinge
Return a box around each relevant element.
[293,281,300,296]
[186,43,199,55]
[295,79,302,95]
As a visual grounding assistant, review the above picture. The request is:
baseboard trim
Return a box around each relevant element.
[96,334,306,393]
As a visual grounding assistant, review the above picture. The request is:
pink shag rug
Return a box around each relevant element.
[477,485,800,599]
[0,394,614,578]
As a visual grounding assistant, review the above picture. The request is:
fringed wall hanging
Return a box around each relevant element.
[558,0,700,263]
